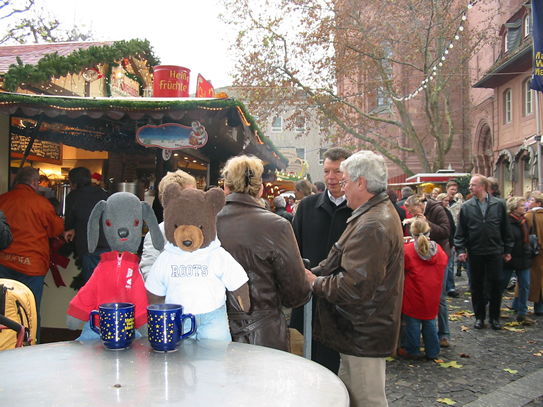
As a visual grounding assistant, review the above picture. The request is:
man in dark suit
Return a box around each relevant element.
[290,147,353,373]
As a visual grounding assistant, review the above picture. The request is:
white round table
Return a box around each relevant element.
[0,338,349,406]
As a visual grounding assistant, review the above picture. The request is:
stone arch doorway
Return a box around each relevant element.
[473,122,493,176]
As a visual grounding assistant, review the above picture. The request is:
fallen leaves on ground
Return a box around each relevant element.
[503,368,518,374]
[503,326,527,332]
[439,361,463,368]
[386,356,395,362]
[454,310,475,317]
[534,353,542,356]
[459,353,470,358]
[433,359,445,364]
[461,326,469,332]
[505,321,523,327]
[437,398,457,405]
[449,310,474,321]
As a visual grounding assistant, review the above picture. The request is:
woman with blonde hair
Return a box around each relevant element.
[399,218,448,360]
[216,155,311,351]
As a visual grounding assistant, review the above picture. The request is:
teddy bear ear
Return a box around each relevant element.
[206,188,226,216]
[162,183,183,208]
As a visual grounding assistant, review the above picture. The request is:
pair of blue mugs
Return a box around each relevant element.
[90,303,196,352]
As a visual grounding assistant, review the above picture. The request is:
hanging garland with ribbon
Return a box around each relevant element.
[3,39,160,93]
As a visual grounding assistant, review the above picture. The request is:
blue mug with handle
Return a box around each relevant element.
[89,302,135,350]
[147,304,196,352]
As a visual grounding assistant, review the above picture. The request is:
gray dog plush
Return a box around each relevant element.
[66,192,164,338]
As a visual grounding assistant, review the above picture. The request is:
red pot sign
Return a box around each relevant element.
[153,65,190,98]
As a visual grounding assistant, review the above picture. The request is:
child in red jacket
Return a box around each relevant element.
[399,218,448,360]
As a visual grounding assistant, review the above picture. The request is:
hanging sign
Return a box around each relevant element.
[532,1,543,92]
[136,121,208,150]
[162,149,173,161]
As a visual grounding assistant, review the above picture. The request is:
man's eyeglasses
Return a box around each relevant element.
[338,179,349,187]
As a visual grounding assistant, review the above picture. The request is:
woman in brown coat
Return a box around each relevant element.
[216,155,311,351]
[404,195,451,257]
[525,192,543,315]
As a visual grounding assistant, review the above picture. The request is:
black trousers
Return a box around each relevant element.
[468,253,503,321]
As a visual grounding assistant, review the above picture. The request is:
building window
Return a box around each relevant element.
[319,148,327,165]
[504,89,512,124]
[504,31,509,53]
[295,116,305,132]
[525,14,531,37]
[272,116,282,133]
[525,79,533,116]
[377,86,388,106]
[296,148,306,160]
[523,156,531,179]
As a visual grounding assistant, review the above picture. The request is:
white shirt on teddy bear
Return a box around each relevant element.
[145,238,248,315]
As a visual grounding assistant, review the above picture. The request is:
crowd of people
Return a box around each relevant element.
[3,156,543,407]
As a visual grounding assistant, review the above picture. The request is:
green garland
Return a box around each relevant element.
[3,39,160,93]
[1,38,287,163]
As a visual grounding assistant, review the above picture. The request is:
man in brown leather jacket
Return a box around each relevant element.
[305,151,404,407]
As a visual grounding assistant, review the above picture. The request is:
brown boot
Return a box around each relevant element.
[517,315,535,325]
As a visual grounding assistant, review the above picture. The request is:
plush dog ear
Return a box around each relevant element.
[142,201,164,251]
[87,200,107,253]
[206,188,226,217]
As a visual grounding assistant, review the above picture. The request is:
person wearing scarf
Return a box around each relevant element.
[505,197,534,325]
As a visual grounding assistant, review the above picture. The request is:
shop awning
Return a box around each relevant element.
[0,92,288,171]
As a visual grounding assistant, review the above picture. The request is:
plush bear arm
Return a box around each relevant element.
[66,314,84,330]
[231,283,251,312]
[147,290,166,305]
[137,324,149,338]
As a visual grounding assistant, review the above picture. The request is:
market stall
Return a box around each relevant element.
[0,92,287,332]
[0,93,287,197]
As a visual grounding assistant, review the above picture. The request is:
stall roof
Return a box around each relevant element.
[405,172,470,184]
[0,92,288,170]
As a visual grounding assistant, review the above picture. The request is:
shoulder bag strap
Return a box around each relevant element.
[532,209,538,237]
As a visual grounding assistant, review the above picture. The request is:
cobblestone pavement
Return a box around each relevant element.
[386,276,543,406]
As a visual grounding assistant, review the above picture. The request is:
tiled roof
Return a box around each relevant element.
[0,41,115,73]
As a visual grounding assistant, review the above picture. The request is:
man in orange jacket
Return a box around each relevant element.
[0,167,64,342]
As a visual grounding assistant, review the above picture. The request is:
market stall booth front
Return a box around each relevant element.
[0,93,286,194]
[0,92,287,334]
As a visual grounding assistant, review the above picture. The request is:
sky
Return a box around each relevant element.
[42,0,235,95]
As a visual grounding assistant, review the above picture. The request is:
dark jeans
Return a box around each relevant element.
[468,254,503,321]
[0,264,44,343]
[82,251,107,283]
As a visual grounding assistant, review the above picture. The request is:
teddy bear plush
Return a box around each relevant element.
[145,185,250,341]
[66,192,164,340]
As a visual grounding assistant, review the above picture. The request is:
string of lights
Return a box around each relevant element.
[393,1,475,101]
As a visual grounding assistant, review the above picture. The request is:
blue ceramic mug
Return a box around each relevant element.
[89,302,135,350]
[147,304,196,352]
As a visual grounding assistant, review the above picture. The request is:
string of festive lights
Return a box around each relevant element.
[393,1,474,101]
